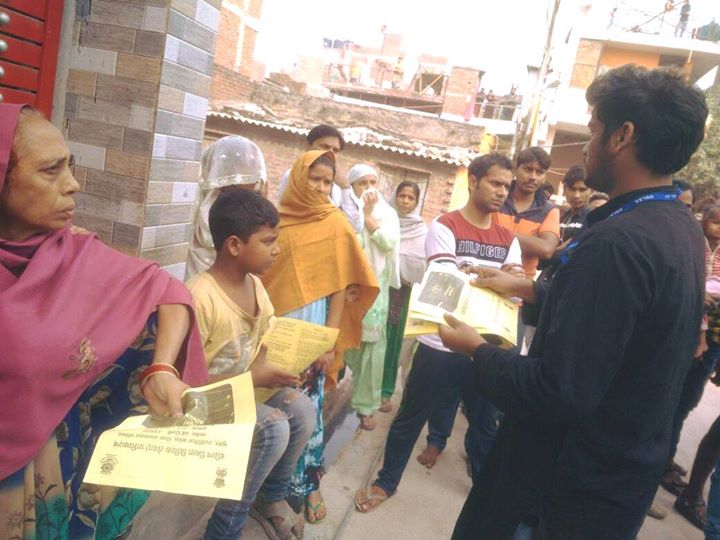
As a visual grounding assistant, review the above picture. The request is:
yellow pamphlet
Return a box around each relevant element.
[254,317,339,403]
[84,372,256,501]
[404,263,519,349]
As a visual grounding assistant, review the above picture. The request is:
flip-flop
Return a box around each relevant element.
[305,492,326,524]
[251,501,303,540]
[354,486,390,513]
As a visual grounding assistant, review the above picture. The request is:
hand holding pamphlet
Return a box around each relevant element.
[84,373,256,501]
[254,317,339,403]
[404,262,519,348]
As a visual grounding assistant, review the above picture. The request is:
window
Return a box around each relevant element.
[378,165,430,212]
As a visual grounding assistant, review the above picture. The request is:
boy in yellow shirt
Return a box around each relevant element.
[187,189,314,540]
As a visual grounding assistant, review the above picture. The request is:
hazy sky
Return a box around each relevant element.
[255,0,719,92]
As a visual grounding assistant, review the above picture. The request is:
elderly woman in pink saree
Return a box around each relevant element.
[0,104,208,539]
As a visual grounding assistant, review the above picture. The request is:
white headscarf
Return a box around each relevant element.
[393,182,428,285]
[186,136,267,278]
[348,164,401,292]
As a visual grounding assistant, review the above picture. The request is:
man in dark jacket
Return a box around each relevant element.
[439,65,708,540]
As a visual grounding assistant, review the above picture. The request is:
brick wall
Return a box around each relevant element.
[143,0,221,279]
[442,67,481,118]
[210,63,256,102]
[220,79,485,149]
[212,0,263,80]
[205,117,459,223]
[214,8,240,71]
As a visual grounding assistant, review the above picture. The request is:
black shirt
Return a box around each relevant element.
[454,187,705,539]
[559,206,590,242]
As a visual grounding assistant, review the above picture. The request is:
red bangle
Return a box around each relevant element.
[139,363,179,387]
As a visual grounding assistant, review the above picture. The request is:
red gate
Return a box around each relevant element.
[0,0,65,116]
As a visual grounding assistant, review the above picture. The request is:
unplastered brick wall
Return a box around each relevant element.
[205,118,459,223]
[228,79,486,149]
[142,0,221,279]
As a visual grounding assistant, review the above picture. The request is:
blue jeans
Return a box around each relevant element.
[375,343,477,494]
[426,386,499,482]
[707,460,720,539]
[204,387,316,540]
[670,341,720,459]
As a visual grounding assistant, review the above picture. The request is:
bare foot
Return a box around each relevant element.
[417,445,442,469]
[357,414,376,431]
[379,399,393,413]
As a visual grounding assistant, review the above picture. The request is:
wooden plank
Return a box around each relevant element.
[1,8,45,43]
[0,85,37,105]
[0,61,39,91]
[1,0,48,21]
[0,34,42,68]
[35,0,64,115]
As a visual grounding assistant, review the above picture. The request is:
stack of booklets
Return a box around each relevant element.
[404,262,519,349]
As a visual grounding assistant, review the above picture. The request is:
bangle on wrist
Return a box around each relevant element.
[139,363,180,396]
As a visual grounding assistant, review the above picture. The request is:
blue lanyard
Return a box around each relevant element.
[559,189,680,267]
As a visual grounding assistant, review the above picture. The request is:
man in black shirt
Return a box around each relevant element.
[439,65,708,539]
[559,165,591,243]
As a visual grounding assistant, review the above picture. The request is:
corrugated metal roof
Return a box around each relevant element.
[207,109,473,166]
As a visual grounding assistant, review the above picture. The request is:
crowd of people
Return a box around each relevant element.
[0,63,716,540]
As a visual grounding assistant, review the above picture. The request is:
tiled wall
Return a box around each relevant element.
[142,0,220,279]
[58,0,219,278]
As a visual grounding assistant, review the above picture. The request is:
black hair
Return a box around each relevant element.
[396,180,421,200]
[208,189,279,250]
[562,165,587,187]
[586,64,708,176]
[702,204,720,224]
[540,183,555,196]
[589,192,609,203]
[515,146,551,170]
[468,153,513,181]
[673,178,692,192]
[310,154,336,177]
[307,124,345,151]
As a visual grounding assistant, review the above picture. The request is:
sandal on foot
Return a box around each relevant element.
[670,460,688,477]
[305,491,326,524]
[660,470,688,497]
[379,399,393,413]
[646,502,667,519]
[251,500,303,540]
[357,414,376,431]
[675,494,708,530]
[354,485,390,513]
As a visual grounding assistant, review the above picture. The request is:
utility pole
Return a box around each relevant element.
[513,0,562,155]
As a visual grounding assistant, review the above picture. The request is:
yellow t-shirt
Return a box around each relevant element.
[187,272,275,376]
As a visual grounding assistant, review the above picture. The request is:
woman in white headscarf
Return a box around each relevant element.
[186,136,267,278]
[380,181,428,412]
[343,164,400,430]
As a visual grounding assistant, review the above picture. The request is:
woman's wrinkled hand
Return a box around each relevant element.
[143,372,189,418]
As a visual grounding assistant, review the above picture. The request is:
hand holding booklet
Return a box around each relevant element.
[84,372,256,501]
[404,262,519,348]
[253,317,339,403]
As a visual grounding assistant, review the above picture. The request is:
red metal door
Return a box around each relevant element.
[0,0,65,116]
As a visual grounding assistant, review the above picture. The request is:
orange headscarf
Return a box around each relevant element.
[262,150,379,384]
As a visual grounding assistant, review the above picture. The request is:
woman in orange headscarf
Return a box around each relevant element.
[262,150,378,523]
